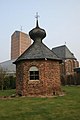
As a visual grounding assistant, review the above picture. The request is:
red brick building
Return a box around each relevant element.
[14,18,62,96]
[11,31,31,60]
[52,45,79,85]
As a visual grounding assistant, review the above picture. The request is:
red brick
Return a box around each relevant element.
[16,59,61,96]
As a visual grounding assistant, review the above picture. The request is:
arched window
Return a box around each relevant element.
[29,66,39,80]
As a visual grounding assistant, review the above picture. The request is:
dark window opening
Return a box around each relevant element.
[29,66,39,80]
[30,71,39,80]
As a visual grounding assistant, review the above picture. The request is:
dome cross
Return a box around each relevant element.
[35,12,40,27]
[35,12,40,21]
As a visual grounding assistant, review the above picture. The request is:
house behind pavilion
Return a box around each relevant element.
[14,17,62,96]
[52,45,79,85]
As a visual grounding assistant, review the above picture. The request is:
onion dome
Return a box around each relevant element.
[13,13,62,64]
[29,14,46,42]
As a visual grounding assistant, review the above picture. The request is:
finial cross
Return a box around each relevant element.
[20,26,23,31]
[35,12,40,21]
[65,41,66,45]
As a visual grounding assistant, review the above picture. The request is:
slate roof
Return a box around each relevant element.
[74,67,80,73]
[52,45,76,60]
[0,59,16,74]
[14,41,61,63]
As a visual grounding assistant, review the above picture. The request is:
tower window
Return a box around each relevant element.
[29,66,39,80]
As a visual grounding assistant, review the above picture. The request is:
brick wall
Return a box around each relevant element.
[60,59,79,85]
[16,59,61,96]
[60,59,79,76]
[11,31,31,60]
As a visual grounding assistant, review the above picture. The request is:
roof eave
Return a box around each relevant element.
[13,58,62,64]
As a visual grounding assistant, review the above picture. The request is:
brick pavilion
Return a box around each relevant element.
[14,15,62,96]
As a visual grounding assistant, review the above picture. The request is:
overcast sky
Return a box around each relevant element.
[0,0,80,63]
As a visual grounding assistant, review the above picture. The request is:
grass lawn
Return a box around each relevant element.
[0,89,16,97]
[0,86,80,120]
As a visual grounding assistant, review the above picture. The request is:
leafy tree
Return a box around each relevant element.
[4,76,16,89]
[0,66,6,90]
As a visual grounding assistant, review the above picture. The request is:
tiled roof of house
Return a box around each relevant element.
[52,45,76,60]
